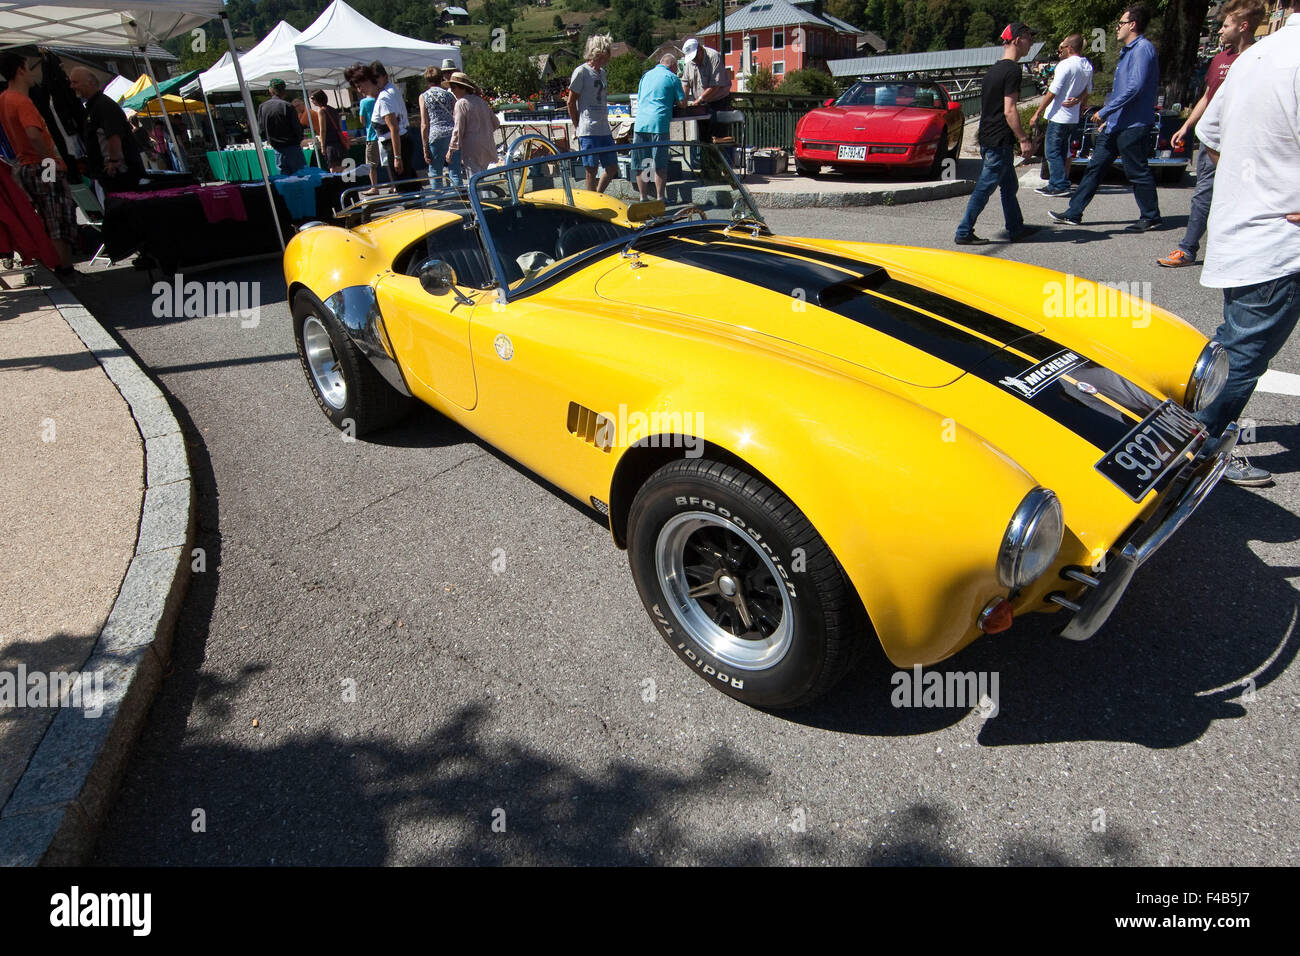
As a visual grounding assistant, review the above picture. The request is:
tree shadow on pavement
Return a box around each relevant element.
[89,699,1144,865]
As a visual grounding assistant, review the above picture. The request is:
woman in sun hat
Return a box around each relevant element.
[446,71,500,178]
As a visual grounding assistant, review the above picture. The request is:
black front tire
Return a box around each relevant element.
[795,160,820,177]
[292,291,413,436]
[627,458,868,709]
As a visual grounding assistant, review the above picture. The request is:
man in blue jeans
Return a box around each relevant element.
[1030,33,1092,197]
[1192,0,1300,486]
[1156,0,1262,267]
[1050,4,1161,231]
[955,23,1037,245]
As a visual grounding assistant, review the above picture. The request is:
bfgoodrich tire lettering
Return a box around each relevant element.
[627,458,868,709]
[292,291,412,436]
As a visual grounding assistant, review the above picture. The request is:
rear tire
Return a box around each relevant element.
[292,291,413,436]
[627,458,868,709]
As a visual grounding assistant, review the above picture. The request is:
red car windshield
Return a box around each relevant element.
[836,82,946,109]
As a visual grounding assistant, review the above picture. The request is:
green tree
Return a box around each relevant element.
[778,68,839,97]
[611,0,656,53]
[748,65,776,92]
[553,13,565,31]
[464,48,542,98]
[965,10,997,46]
[826,0,867,26]
[659,0,679,17]
[605,52,645,95]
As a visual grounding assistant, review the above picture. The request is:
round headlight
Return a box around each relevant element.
[1185,342,1229,413]
[997,488,1064,590]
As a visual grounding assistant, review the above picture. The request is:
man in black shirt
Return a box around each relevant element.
[257,77,305,175]
[955,23,1037,244]
[68,67,145,192]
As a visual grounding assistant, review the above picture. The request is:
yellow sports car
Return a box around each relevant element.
[285,140,1237,709]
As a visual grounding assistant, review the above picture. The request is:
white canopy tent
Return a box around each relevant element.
[0,0,286,248]
[0,1,220,48]
[293,0,462,81]
[191,19,301,95]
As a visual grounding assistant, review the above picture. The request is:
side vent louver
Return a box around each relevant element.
[567,402,614,452]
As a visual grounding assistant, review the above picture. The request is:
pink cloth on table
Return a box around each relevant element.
[111,186,202,200]
[196,184,247,223]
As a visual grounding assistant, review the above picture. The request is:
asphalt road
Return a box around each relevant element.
[80,169,1299,865]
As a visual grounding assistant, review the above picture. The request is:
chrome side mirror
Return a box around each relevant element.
[419,258,457,295]
[417,257,475,306]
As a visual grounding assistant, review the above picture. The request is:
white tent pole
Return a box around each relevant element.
[221,12,286,250]
[199,77,221,150]
[141,48,186,172]
[297,67,319,167]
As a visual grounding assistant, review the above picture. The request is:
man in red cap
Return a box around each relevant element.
[955,23,1037,245]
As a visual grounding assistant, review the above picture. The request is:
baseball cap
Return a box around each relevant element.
[682,37,699,58]
[268,77,287,92]
[1001,22,1036,42]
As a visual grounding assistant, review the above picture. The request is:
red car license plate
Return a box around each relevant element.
[837,145,867,161]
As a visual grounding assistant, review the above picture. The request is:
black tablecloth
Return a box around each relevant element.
[102,178,348,273]
[103,183,291,273]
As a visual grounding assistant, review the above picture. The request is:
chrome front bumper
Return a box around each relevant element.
[1053,422,1239,642]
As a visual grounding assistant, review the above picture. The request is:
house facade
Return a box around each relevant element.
[695,0,863,86]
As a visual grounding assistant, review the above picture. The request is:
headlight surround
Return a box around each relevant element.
[1185,341,1229,413]
[997,488,1064,590]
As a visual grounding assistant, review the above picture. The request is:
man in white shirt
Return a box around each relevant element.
[1031,34,1093,196]
[1193,0,1300,485]
[370,61,416,193]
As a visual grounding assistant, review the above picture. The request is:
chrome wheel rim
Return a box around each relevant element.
[655,511,793,670]
[302,315,346,410]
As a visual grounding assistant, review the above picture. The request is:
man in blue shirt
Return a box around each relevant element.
[1050,4,1162,231]
[633,55,685,202]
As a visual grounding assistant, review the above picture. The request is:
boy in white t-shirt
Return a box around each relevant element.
[1031,34,1094,196]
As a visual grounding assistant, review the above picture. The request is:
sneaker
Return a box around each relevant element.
[1157,249,1194,267]
[1049,210,1082,225]
[1007,224,1040,242]
[954,234,991,246]
[1223,454,1272,487]
[1124,218,1163,232]
[1035,186,1070,197]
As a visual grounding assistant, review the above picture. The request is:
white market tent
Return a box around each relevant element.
[103,73,134,101]
[293,0,462,82]
[0,1,220,48]
[0,0,286,247]
[192,19,301,94]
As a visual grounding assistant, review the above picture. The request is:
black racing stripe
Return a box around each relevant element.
[965,349,1137,451]
[657,239,1013,372]
[656,233,1154,452]
[706,230,1044,346]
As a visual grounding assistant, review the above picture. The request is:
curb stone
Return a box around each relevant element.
[747,178,974,209]
[0,274,195,866]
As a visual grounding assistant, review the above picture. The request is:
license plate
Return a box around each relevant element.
[1095,401,1206,500]
[837,145,867,161]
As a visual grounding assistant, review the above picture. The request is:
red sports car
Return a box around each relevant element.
[795,80,966,179]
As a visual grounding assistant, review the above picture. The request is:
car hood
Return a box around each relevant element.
[800,106,942,139]
[596,228,1048,388]
[594,228,1183,497]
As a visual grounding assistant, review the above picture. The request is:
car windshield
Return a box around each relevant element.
[836,82,945,109]
[468,141,765,299]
